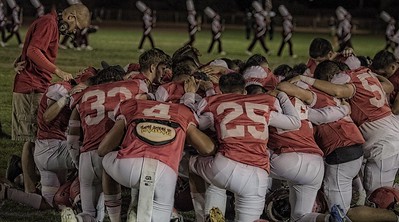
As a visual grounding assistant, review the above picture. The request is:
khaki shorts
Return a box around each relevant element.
[12,92,43,142]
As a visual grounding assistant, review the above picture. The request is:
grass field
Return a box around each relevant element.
[0,23,386,221]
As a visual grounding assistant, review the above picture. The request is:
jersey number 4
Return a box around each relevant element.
[217,102,269,140]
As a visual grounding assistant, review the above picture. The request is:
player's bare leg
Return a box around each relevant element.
[0,183,51,210]
[103,171,121,222]
[22,141,39,193]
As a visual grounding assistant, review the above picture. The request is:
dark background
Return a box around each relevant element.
[11,0,399,16]
[5,0,399,32]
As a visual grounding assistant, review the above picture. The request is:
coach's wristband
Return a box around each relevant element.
[300,76,316,86]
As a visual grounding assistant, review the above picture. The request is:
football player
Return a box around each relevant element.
[267,64,356,221]
[97,95,215,222]
[33,67,96,208]
[65,64,149,222]
[127,48,171,94]
[371,50,399,115]
[304,38,360,77]
[277,63,364,217]
[189,73,301,221]
[293,60,399,198]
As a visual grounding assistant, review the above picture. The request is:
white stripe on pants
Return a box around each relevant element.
[102,152,177,222]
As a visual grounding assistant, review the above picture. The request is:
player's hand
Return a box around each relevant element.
[184,76,199,93]
[201,65,227,75]
[341,47,354,57]
[14,60,25,74]
[341,99,351,115]
[208,74,220,84]
[199,80,214,91]
[55,68,73,81]
[69,83,88,95]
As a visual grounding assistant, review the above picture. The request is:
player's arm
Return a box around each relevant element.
[391,93,399,115]
[276,81,314,105]
[183,76,199,111]
[66,108,82,168]
[294,75,355,99]
[308,102,351,125]
[186,124,215,156]
[43,95,70,123]
[375,74,394,94]
[98,119,126,157]
[269,92,301,130]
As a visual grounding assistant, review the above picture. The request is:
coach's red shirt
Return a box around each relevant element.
[13,10,59,93]
[116,99,197,174]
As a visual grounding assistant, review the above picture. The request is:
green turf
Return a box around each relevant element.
[0,24,386,221]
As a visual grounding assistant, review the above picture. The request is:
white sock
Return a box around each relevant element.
[104,193,121,222]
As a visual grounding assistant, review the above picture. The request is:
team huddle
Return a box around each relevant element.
[2,2,399,222]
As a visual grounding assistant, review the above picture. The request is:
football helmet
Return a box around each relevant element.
[264,187,328,222]
[54,180,73,208]
[367,186,399,210]
[174,176,194,212]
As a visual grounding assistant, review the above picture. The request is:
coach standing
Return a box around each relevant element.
[11,3,90,193]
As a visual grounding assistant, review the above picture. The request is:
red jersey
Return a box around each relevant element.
[310,87,365,156]
[304,58,317,77]
[116,99,197,173]
[156,81,186,103]
[343,68,392,126]
[13,10,59,93]
[197,93,277,172]
[268,96,323,156]
[388,69,399,106]
[75,79,148,153]
[37,82,72,140]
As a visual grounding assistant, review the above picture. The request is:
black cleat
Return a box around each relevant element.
[6,155,22,183]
